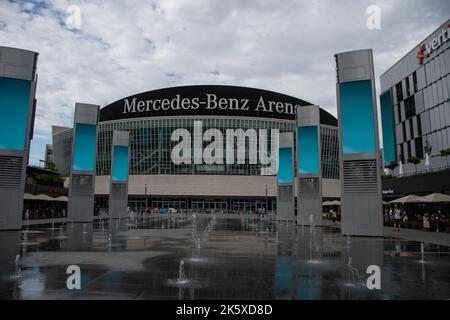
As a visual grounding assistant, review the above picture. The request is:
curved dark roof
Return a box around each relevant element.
[100,85,337,126]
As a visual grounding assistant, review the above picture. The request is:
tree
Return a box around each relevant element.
[385,160,398,175]
[385,160,398,170]
[407,156,421,174]
[439,148,450,168]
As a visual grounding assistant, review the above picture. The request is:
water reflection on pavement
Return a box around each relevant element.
[0,214,449,300]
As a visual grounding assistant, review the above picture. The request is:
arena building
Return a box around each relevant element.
[52,85,340,212]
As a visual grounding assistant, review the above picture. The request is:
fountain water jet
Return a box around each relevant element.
[166,259,202,288]
[418,243,427,264]
[10,254,22,280]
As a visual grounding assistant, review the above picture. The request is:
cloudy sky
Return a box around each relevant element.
[1,0,449,165]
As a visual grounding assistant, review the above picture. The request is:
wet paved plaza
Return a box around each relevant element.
[0,214,449,300]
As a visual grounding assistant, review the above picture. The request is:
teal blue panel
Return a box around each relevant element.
[278,147,293,183]
[112,145,129,182]
[297,126,319,174]
[73,123,96,171]
[339,80,376,154]
[0,77,31,151]
[380,90,396,165]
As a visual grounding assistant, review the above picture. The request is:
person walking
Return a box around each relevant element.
[394,207,402,231]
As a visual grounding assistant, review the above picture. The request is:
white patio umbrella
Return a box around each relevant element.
[398,161,404,175]
[54,195,68,202]
[390,194,423,204]
[420,193,450,203]
[425,153,431,171]
[24,193,37,200]
[23,193,61,201]
[329,200,341,206]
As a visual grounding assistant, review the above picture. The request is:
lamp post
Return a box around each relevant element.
[265,185,268,212]
[145,184,148,209]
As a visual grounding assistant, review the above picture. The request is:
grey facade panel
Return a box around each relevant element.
[440,51,447,78]
[432,83,438,107]
[392,85,398,105]
[426,86,432,110]
[402,78,408,100]
[440,104,446,130]
[403,143,408,159]
[405,120,411,141]
[395,124,403,143]
[446,49,450,74]
[421,111,431,135]
[437,80,443,104]
[443,76,449,101]
[415,91,425,114]
[417,66,426,91]
[394,104,399,124]
[400,101,406,122]
[412,116,419,138]
[445,102,450,129]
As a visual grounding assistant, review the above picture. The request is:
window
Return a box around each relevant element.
[407,141,411,159]
[399,145,405,163]
[395,104,401,124]
[405,77,411,97]
[417,114,422,136]
[396,82,404,102]
[409,119,414,139]
[415,138,423,159]
[412,71,418,93]
[404,96,416,119]
[402,122,407,141]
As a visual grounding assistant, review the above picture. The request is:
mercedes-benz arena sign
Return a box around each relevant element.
[99,85,336,124]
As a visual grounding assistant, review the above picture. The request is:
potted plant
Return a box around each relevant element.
[385,160,398,175]
[439,148,450,167]
[407,156,421,174]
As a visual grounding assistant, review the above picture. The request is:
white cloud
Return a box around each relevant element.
[0,0,449,164]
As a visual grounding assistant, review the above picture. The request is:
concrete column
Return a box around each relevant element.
[335,49,383,237]
[296,105,322,226]
[0,46,38,230]
[276,132,295,221]
[67,103,99,223]
[109,130,130,219]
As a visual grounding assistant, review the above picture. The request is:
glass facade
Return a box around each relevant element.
[380,20,450,174]
[95,116,340,179]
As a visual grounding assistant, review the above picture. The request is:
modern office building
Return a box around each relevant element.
[53,85,340,212]
[52,125,72,176]
[43,144,54,168]
[380,19,450,175]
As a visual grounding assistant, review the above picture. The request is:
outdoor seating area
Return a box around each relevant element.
[23,193,68,220]
[321,194,450,233]
[384,193,450,233]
